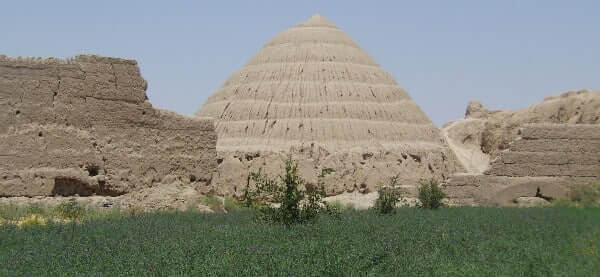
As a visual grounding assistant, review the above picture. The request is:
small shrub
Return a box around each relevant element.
[418,179,446,209]
[373,175,403,214]
[203,195,223,212]
[327,200,343,211]
[223,197,245,212]
[325,201,342,213]
[54,201,85,221]
[241,169,275,210]
[242,156,333,224]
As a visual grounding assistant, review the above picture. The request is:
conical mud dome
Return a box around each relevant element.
[197,15,463,196]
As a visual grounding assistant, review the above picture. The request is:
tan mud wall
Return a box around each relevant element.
[0,55,217,197]
[215,145,460,197]
[442,90,599,175]
[445,124,600,205]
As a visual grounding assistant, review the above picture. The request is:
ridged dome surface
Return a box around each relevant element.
[196,15,463,196]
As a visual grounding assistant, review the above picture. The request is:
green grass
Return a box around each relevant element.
[223,196,246,212]
[1,207,599,276]
[202,195,224,212]
[0,202,123,222]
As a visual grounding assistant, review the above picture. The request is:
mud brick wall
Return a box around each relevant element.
[486,124,600,178]
[0,55,217,197]
[445,124,599,206]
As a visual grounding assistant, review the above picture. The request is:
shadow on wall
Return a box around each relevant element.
[51,177,122,197]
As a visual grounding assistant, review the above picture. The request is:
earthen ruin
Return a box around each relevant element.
[196,15,464,196]
[443,90,600,205]
[0,55,217,208]
[0,15,598,209]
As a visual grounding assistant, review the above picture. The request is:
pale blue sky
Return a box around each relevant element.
[2,1,598,126]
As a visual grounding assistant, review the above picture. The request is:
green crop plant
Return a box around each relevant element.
[242,156,334,224]
[418,179,446,209]
[373,175,404,214]
[1,207,598,275]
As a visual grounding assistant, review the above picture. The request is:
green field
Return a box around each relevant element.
[1,207,599,276]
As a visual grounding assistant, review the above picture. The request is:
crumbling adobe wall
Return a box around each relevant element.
[0,55,217,197]
[445,124,600,206]
[213,144,460,197]
[442,89,599,174]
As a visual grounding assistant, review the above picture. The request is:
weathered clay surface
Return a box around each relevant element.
[196,15,463,196]
[445,124,600,206]
[441,118,490,173]
[0,55,217,199]
[442,89,600,173]
[323,191,419,210]
[486,124,600,177]
[514,197,550,207]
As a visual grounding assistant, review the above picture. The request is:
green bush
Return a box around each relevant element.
[242,156,333,224]
[223,197,245,212]
[327,200,356,212]
[418,179,446,209]
[54,201,85,221]
[373,175,403,214]
[203,195,223,212]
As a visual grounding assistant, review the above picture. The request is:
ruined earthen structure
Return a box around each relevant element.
[443,89,599,174]
[0,55,217,201]
[443,90,600,206]
[445,124,600,205]
[196,15,463,196]
[1,15,598,209]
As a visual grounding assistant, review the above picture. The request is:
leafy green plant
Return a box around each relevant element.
[241,168,275,210]
[418,179,446,209]
[327,200,356,212]
[54,201,85,221]
[373,175,403,214]
[54,201,86,241]
[223,197,245,212]
[26,203,48,216]
[203,195,224,212]
[242,156,332,224]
